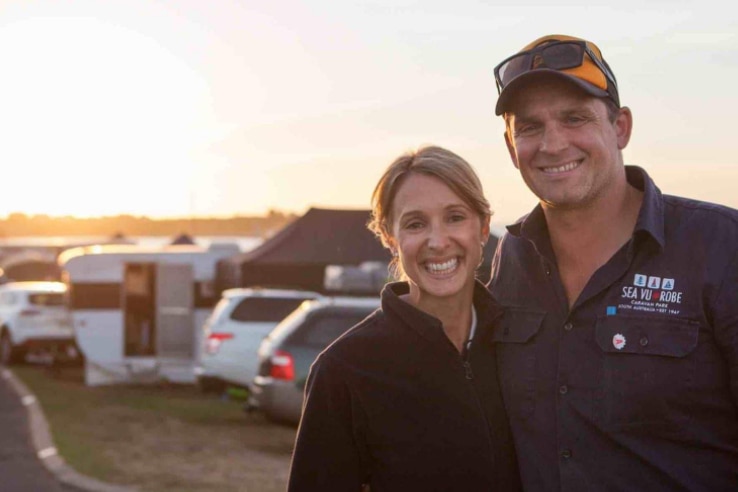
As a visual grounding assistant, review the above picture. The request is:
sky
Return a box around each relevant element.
[0,0,736,227]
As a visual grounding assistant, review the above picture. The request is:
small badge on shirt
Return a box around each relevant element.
[613,334,626,350]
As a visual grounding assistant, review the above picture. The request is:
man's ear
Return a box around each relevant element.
[504,130,520,170]
[615,106,633,150]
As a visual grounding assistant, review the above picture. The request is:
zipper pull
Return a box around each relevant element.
[463,360,474,380]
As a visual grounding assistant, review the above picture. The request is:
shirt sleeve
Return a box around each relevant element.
[287,354,367,492]
[711,249,738,406]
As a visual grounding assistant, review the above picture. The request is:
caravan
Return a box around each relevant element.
[58,243,239,386]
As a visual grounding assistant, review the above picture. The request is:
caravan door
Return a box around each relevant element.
[156,263,194,358]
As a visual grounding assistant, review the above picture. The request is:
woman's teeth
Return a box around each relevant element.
[426,258,458,273]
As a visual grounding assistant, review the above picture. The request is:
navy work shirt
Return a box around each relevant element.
[490,166,738,491]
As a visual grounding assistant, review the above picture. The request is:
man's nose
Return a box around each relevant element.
[539,124,568,154]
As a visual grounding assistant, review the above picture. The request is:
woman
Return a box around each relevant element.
[288,146,520,491]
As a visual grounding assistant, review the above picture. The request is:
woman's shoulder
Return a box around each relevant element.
[319,307,396,361]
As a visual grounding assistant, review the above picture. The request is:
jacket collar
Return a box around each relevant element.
[380,280,503,347]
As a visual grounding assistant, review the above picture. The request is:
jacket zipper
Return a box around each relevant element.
[464,344,498,464]
[462,338,474,380]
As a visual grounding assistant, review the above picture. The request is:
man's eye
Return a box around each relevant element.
[515,124,538,136]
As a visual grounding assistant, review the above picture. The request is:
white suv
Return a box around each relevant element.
[194,288,322,392]
[0,281,76,365]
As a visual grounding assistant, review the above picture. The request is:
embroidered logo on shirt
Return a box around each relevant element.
[619,274,683,315]
[647,276,661,289]
[613,334,626,350]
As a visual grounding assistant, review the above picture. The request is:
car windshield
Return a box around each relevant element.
[290,309,372,348]
[230,297,314,322]
[28,292,65,307]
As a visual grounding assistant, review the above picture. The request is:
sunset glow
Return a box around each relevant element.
[0,0,735,226]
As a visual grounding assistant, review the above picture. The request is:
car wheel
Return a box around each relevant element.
[0,331,22,366]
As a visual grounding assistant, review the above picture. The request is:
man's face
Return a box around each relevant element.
[503,77,631,211]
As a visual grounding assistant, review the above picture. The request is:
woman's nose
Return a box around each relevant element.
[426,224,450,251]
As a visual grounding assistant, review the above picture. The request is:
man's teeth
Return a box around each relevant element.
[542,161,580,174]
[426,258,458,273]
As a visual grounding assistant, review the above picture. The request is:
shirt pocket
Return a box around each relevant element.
[492,307,546,422]
[594,314,699,432]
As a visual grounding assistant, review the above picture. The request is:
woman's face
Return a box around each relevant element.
[389,172,488,306]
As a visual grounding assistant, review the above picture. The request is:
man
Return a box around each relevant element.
[489,34,738,491]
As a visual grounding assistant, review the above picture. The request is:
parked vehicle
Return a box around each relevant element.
[250,296,380,424]
[0,281,76,366]
[58,243,239,386]
[194,288,321,392]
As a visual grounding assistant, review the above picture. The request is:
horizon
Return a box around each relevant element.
[1,1,735,226]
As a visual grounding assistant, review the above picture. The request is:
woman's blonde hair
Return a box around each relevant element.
[367,145,492,278]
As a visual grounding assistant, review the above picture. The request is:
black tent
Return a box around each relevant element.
[216,208,390,293]
[216,207,500,294]
[170,233,196,245]
[0,251,61,283]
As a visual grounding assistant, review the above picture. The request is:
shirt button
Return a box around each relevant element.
[559,385,568,395]
[640,337,649,347]
[561,449,572,459]
[563,322,573,331]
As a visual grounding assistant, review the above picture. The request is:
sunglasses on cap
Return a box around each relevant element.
[494,40,618,101]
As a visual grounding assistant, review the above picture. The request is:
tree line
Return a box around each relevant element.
[0,210,298,237]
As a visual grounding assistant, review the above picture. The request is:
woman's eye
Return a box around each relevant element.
[449,214,466,223]
[404,221,423,230]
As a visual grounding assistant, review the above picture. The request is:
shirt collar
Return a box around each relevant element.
[628,166,665,250]
[380,280,502,346]
[506,165,665,252]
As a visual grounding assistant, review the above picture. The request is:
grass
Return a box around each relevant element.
[12,365,296,492]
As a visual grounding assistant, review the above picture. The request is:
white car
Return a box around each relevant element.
[194,288,322,392]
[0,281,76,365]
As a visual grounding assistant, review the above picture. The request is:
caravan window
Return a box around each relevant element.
[230,297,312,323]
[69,283,121,310]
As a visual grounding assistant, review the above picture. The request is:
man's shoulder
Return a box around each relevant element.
[663,193,738,233]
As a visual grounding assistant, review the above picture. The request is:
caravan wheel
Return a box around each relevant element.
[0,331,23,366]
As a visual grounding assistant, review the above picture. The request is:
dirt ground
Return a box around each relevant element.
[15,366,298,492]
[97,410,296,492]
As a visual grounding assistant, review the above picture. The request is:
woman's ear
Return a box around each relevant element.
[385,235,398,256]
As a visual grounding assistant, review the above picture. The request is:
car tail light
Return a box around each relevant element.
[269,350,295,381]
[19,309,41,317]
[205,332,234,355]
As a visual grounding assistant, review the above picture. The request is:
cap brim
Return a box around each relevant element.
[495,69,610,116]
